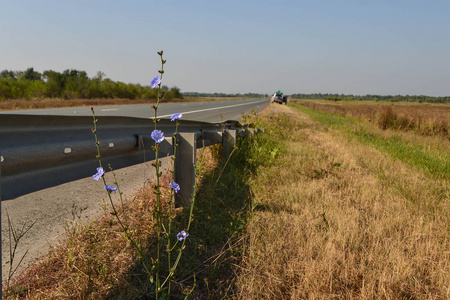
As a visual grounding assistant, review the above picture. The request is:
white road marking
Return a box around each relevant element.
[154,100,266,119]
[101,108,119,112]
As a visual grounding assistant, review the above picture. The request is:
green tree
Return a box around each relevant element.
[169,86,182,99]
[43,70,65,98]
[23,67,42,81]
[0,70,17,79]
[62,69,90,98]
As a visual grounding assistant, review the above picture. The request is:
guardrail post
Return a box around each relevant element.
[174,132,198,207]
[223,129,236,159]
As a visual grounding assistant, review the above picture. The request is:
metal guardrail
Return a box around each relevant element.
[0,114,249,202]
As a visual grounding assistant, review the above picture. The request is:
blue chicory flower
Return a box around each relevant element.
[92,167,104,180]
[170,113,182,121]
[150,76,161,89]
[151,129,164,144]
[177,230,189,241]
[104,185,117,192]
[169,181,180,193]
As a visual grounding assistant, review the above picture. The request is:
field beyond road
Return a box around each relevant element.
[3,101,449,299]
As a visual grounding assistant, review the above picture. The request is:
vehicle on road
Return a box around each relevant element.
[270,90,288,105]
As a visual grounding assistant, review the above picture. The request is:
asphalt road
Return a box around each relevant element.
[1,98,270,281]
[0,99,270,123]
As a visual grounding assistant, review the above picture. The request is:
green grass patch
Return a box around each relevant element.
[353,129,450,180]
[291,102,356,128]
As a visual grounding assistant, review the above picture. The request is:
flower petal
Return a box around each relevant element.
[150,76,161,89]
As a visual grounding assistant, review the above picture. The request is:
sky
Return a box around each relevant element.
[1,0,450,96]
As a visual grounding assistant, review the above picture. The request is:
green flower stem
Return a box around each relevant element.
[153,51,165,298]
[109,164,129,229]
[166,120,180,295]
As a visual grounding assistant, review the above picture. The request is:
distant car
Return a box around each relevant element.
[271,91,288,105]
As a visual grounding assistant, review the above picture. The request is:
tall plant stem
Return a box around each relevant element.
[153,51,165,298]
[166,121,180,295]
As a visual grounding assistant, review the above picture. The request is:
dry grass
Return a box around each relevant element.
[2,173,184,299]
[299,100,449,139]
[234,103,449,299]
[0,98,152,111]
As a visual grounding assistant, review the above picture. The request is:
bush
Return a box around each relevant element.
[377,106,398,130]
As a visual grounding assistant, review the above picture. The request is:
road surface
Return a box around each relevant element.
[0,99,269,123]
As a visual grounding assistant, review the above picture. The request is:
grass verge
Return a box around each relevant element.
[234,103,449,299]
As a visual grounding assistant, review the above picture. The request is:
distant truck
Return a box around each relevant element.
[270,90,288,105]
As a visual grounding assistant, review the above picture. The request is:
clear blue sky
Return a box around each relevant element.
[2,0,450,96]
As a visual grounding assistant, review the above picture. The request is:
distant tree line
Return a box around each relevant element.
[0,68,183,100]
[183,92,267,98]
[290,93,449,103]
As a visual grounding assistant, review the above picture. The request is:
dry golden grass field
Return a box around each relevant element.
[300,100,449,139]
[0,98,149,111]
[3,101,449,299]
